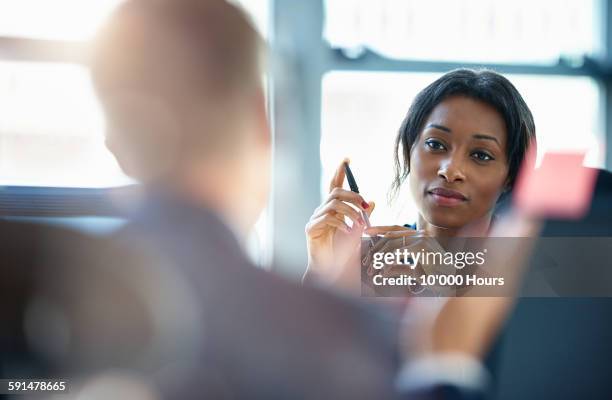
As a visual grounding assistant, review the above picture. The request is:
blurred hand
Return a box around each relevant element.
[304,159,374,285]
[401,210,541,361]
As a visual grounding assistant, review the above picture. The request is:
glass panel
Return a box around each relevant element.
[324,0,599,64]
[321,72,603,226]
[0,62,130,187]
[0,0,268,41]
[0,0,121,41]
[0,0,270,188]
[509,74,603,166]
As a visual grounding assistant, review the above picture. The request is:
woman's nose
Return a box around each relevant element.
[437,157,466,183]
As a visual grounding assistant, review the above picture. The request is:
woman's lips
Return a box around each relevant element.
[427,187,468,206]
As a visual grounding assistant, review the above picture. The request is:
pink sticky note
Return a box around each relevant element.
[513,150,598,219]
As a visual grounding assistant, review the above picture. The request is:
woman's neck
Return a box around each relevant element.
[417,214,493,239]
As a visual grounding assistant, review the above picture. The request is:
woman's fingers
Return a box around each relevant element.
[365,225,416,236]
[364,225,407,235]
[370,236,405,254]
[368,233,428,256]
[365,201,375,217]
[312,199,363,225]
[381,230,424,239]
[326,158,371,208]
[328,158,349,192]
[319,187,369,211]
[306,214,350,235]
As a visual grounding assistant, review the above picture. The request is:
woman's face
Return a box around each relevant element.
[409,95,509,230]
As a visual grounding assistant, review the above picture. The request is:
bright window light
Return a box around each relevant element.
[0,0,268,42]
[0,0,270,189]
[0,62,130,187]
[325,0,600,64]
[0,0,122,41]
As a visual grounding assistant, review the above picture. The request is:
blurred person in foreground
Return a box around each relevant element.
[90,0,536,398]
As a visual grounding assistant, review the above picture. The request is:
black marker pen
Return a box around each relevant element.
[344,162,372,228]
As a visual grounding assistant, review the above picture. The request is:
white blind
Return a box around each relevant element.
[324,0,599,64]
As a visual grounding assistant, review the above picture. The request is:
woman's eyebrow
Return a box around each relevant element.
[425,123,451,132]
[472,134,500,145]
[426,123,501,145]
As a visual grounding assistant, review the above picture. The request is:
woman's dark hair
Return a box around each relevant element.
[390,68,536,200]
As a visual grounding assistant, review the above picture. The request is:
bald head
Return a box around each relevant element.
[91,0,265,181]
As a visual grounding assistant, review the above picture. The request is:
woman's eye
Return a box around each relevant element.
[472,151,494,162]
[425,139,446,151]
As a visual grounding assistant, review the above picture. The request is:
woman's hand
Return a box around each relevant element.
[361,228,457,296]
[304,159,374,285]
[364,225,420,238]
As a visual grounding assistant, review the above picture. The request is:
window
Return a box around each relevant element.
[0,61,129,187]
[0,0,269,189]
[0,0,269,42]
[0,0,121,41]
[324,0,599,64]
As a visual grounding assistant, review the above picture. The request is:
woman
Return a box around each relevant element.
[304,69,536,286]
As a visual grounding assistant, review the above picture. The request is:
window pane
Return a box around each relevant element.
[0,0,121,41]
[0,62,131,187]
[324,0,599,64]
[509,74,603,166]
[321,72,603,226]
[0,1,270,189]
[0,0,268,41]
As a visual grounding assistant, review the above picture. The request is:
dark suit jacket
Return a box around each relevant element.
[117,192,406,399]
[0,204,486,400]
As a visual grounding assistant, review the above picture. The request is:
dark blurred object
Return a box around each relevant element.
[0,219,200,396]
[492,168,612,400]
